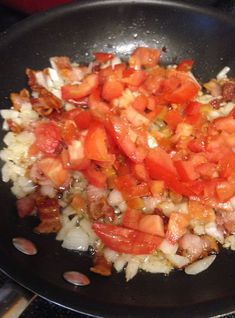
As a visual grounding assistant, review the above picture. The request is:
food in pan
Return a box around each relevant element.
[1,47,235,280]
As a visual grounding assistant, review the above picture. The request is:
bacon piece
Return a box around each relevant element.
[34,195,61,233]
[90,253,112,276]
[16,194,35,218]
[222,81,235,102]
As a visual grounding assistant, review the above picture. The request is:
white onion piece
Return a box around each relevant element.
[103,248,119,263]
[166,254,189,268]
[159,239,178,255]
[125,258,140,281]
[114,255,130,272]
[185,255,216,275]
[216,66,230,80]
[205,222,224,244]
[62,227,89,251]
[111,56,122,68]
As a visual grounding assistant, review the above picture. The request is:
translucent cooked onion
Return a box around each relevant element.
[159,239,178,255]
[166,254,189,268]
[185,255,216,275]
[62,227,89,251]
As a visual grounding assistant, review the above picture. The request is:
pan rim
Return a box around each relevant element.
[0,1,235,317]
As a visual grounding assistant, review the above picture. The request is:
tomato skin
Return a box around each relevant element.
[94,52,114,63]
[38,156,70,187]
[92,223,163,255]
[35,122,61,155]
[84,123,115,162]
[61,74,99,101]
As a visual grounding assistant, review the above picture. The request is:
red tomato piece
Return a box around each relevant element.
[108,116,148,163]
[129,47,161,69]
[84,123,115,162]
[165,110,183,130]
[132,94,148,112]
[115,174,150,199]
[164,70,200,104]
[214,115,235,133]
[138,214,165,237]
[177,59,194,72]
[131,163,150,181]
[102,77,124,101]
[35,122,61,155]
[73,111,92,130]
[122,208,143,230]
[38,157,70,187]
[122,70,146,86]
[195,162,218,179]
[216,181,235,202]
[83,163,107,188]
[94,52,114,63]
[92,223,163,255]
[61,74,99,101]
[219,153,235,178]
[174,160,199,182]
[61,120,79,145]
[188,137,206,153]
[166,212,189,243]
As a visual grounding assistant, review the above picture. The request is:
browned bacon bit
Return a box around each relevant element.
[34,195,61,233]
[90,253,112,276]
[16,194,36,218]
[209,98,222,109]
[10,89,30,111]
[222,81,235,102]
[26,68,41,92]
[88,197,115,221]
[6,119,23,133]
[31,90,62,116]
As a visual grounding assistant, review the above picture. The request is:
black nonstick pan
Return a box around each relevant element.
[0,1,235,317]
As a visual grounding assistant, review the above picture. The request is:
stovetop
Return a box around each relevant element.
[0,1,235,317]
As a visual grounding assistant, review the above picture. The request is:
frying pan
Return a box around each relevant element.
[0,1,235,317]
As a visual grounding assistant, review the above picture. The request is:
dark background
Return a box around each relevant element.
[0,1,235,317]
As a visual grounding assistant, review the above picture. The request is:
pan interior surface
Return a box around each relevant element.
[0,1,235,317]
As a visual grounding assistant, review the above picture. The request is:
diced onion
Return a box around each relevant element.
[159,239,178,255]
[185,255,216,275]
[166,254,189,268]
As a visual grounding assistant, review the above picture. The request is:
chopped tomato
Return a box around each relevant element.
[214,115,235,133]
[131,163,149,182]
[115,174,151,199]
[177,59,194,72]
[83,163,107,188]
[164,69,200,104]
[188,200,215,223]
[60,120,79,145]
[219,153,235,178]
[129,47,161,69]
[66,140,90,170]
[138,214,165,237]
[92,223,163,255]
[102,76,124,101]
[132,94,148,112]
[174,160,199,182]
[108,116,148,163]
[149,180,165,196]
[35,122,61,155]
[94,52,114,63]
[122,208,143,230]
[166,212,189,243]
[38,157,70,187]
[195,162,218,179]
[84,123,115,162]
[188,137,206,153]
[61,74,99,101]
[216,181,235,202]
[165,110,183,130]
[73,111,92,130]
[122,70,146,87]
